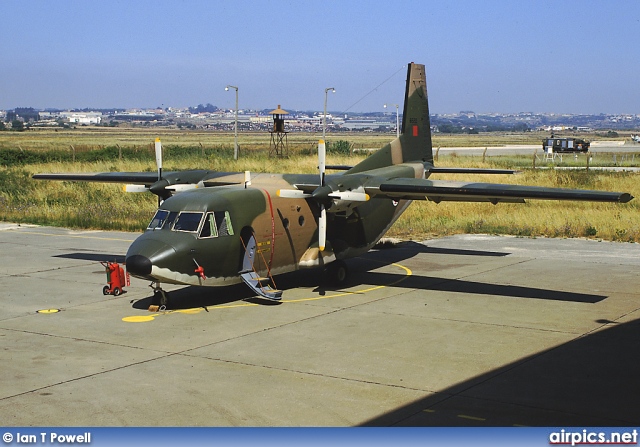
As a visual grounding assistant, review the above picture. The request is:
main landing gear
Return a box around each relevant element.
[148,281,169,311]
[324,260,348,286]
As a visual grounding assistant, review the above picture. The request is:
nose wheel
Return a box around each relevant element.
[149,282,169,311]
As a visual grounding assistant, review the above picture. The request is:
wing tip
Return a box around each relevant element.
[620,193,634,203]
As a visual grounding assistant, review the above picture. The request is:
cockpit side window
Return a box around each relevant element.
[198,211,234,238]
[199,212,218,238]
[147,210,169,230]
[218,211,234,236]
[173,211,204,233]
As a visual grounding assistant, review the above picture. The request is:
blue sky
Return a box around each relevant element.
[2,0,639,114]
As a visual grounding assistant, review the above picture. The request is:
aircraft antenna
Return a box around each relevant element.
[342,65,405,113]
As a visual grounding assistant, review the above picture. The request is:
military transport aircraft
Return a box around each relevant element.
[33,63,633,308]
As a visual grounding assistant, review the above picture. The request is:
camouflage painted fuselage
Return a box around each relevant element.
[126,163,424,286]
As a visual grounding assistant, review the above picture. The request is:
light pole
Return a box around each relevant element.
[225,85,239,160]
[384,103,400,138]
[323,87,335,141]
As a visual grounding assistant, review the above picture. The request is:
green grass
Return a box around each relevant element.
[0,131,638,242]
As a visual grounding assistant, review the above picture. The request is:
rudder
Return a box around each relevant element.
[346,62,433,174]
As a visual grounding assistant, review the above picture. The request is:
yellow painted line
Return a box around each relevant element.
[457,414,486,421]
[122,262,412,322]
[22,231,134,243]
[282,263,412,304]
[422,409,436,413]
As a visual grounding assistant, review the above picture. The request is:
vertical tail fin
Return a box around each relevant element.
[401,63,433,164]
[347,62,433,174]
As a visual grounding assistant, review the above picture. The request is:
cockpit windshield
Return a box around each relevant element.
[147,210,179,231]
[147,210,169,230]
[173,211,204,233]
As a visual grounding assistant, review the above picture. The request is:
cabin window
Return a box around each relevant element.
[147,210,169,230]
[198,211,235,238]
[173,211,204,233]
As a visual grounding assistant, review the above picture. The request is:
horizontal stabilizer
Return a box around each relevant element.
[325,165,353,171]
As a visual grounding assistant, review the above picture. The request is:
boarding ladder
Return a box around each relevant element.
[239,233,282,300]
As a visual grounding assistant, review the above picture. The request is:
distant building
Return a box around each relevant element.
[59,112,102,124]
[341,119,391,131]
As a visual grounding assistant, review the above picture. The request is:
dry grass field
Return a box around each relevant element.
[0,127,558,152]
[0,128,638,242]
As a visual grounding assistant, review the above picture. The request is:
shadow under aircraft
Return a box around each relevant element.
[55,240,606,310]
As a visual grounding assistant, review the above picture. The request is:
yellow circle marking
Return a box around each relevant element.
[37,309,60,314]
[122,315,158,323]
[122,262,412,322]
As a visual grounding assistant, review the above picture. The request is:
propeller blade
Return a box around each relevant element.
[277,189,312,199]
[244,170,252,188]
[155,138,163,181]
[318,205,327,251]
[165,182,203,192]
[123,184,149,193]
[328,191,370,202]
[318,139,326,187]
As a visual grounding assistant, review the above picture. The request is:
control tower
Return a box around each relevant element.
[269,105,289,157]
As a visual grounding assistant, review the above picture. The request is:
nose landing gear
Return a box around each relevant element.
[148,282,169,311]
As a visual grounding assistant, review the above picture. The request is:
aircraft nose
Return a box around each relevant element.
[126,255,152,277]
[125,235,177,280]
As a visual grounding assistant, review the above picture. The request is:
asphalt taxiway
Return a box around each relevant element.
[436,141,640,156]
[1,224,639,426]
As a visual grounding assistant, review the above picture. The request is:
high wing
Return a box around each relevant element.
[32,172,164,185]
[365,178,633,204]
[325,165,520,175]
[32,170,244,198]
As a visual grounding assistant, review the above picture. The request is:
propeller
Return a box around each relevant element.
[122,138,204,204]
[154,138,163,205]
[155,137,163,181]
[317,140,327,251]
[123,138,165,202]
[276,139,369,252]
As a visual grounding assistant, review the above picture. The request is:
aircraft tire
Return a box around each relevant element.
[325,260,348,285]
